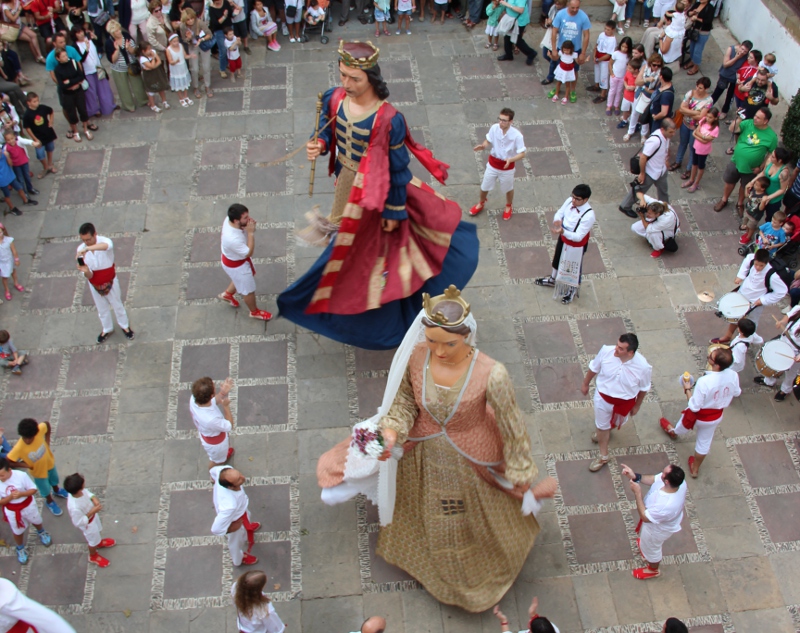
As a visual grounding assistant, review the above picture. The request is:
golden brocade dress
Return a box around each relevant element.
[376,344,540,612]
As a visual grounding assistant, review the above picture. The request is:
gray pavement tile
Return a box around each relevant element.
[301,595,364,633]
[108,439,165,485]
[573,573,619,630]
[678,562,728,617]
[703,524,766,560]
[401,590,444,633]
[645,565,691,622]
[716,556,785,612]
[300,532,363,598]
[731,608,796,633]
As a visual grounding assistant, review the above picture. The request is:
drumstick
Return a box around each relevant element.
[773,314,781,324]
[774,351,797,360]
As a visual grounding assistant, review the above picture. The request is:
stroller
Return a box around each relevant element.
[739,217,800,268]
[300,0,331,44]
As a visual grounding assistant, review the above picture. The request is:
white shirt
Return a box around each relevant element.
[190,396,232,438]
[589,345,652,399]
[75,40,100,75]
[230,585,285,633]
[0,236,13,267]
[652,0,675,18]
[0,578,76,633]
[0,470,35,503]
[595,32,616,58]
[641,194,678,238]
[486,123,525,162]
[553,198,595,243]
[78,236,115,271]
[611,50,628,78]
[221,219,250,261]
[688,368,741,411]
[67,489,97,530]
[735,254,788,305]
[210,465,249,536]
[779,305,800,348]
[643,477,686,533]
[643,130,670,180]
[729,332,763,373]
[224,37,241,60]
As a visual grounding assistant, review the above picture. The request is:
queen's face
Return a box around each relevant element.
[425,326,467,363]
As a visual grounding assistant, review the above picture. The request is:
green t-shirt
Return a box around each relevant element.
[732,119,778,174]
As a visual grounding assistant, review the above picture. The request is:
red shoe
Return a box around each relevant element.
[659,417,677,440]
[502,204,513,221]
[632,566,660,580]
[89,554,110,568]
[688,455,698,478]
[739,235,750,245]
[469,201,485,216]
[636,537,642,555]
[246,521,261,533]
[219,291,240,308]
[226,447,235,460]
[240,553,259,566]
[249,309,273,321]
[97,538,116,549]
[650,249,663,258]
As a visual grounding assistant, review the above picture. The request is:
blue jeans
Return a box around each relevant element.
[689,32,710,66]
[468,0,482,23]
[675,122,695,169]
[626,0,652,20]
[0,435,10,459]
[541,0,553,17]
[213,29,228,72]
[12,165,33,194]
[34,140,55,161]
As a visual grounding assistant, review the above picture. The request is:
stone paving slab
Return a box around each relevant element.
[0,12,794,633]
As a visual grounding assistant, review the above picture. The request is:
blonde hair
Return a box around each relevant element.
[105,18,122,35]
[181,7,196,22]
[148,0,161,11]
[234,572,270,620]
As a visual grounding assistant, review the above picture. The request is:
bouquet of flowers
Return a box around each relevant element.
[350,419,385,459]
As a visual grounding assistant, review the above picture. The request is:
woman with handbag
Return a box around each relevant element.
[72,25,116,117]
[180,7,213,98]
[683,0,713,75]
[0,0,44,63]
[623,52,661,142]
[669,76,711,175]
[53,47,95,142]
[104,19,149,112]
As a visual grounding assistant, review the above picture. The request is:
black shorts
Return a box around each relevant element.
[38,17,66,41]
[232,20,248,38]
[263,0,285,12]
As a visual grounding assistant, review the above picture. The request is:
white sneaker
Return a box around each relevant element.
[782,305,793,315]
[162,101,170,110]
[623,133,631,142]
[281,22,289,35]
[289,37,296,42]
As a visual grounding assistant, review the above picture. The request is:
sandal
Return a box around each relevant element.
[13,284,23,292]
[484,42,490,48]
[3,292,10,300]
[680,180,694,189]
[686,66,699,76]
[194,89,202,98]
[688,184,700,193]
[725,147,734,155]
[73,132,81,143]
[561,97,568,105]
[180,98,189,107]
[492,43,498,51]
[84,131,93,141]
[150,104,161,113]
[688,456,698,478]
[206,88,214,98]
[680,171,691,180]
[668,162,681,172]
[87,123,98,131]
[66,131,74,139]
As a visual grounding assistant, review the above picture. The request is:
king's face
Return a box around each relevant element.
[339,62,372,99]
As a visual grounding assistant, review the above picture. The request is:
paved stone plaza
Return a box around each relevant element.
[0,11,798,633]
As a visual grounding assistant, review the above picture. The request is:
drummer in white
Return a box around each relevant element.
[219,203,273,321]
[754,305,800,401]
[711,249,787,345]
[468,108,526,221]
[729,317,763,374]
[660,347,741,477]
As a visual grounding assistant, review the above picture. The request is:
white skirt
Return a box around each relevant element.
[485,24,499,36]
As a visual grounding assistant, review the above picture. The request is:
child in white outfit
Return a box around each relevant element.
[550,40,577,105]
[0,222,22,301]
[590,21,617,102]
[64,473,116,568]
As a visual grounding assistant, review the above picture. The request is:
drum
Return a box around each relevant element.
[705,343,729,371]
[715,292,750,324]
[755,340,796,378]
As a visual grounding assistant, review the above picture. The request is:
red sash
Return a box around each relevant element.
[201,432,227,445]
[7,621,38,633]
[559,60,575,72]
[488,154,515,171]
[235,511,258,552]
[594,48,608,62]
[3,495,33,529]
[561,233,590,248]
[599,392,637,429]
[221,254,256,277]
[680,407,723,430]
[88,512,95,524]
[88,264,116,288]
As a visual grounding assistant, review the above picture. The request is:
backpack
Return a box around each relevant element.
[630,134,663,175]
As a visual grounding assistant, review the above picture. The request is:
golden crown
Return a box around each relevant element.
[422,285,471,327]
[338,40,380,70]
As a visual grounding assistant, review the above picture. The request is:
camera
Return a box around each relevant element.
[77,256,84,267]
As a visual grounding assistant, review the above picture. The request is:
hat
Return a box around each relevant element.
[169,33,179,41]
[338,40,380,70]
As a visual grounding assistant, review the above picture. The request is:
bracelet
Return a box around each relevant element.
[633,472,642,483]
[500,622,508,627]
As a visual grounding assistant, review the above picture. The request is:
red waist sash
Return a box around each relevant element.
[221,254,256,276]
[89,264,116,288]
[8,620,38,633]
[559,60,575,71]
[88,512,95,524]
[594,49,608,61]
[561,232,591,248]
[235,511,258,552]
[3,495,33,529]
[488,154,515,171]
[201,431,227,445]
[599,392,637,429]
[680,407,723,430]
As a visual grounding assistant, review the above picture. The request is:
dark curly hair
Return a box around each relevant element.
[364,64,390,100]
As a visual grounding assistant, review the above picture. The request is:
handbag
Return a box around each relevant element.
[80,79,89,90]
[199,36,214,51]
[92,10,110,25]
[634,92,652,114]
[687,26,700,42]
[121,46,142,76]
[0,23,19,42]
[672,109,683,128]
[285,3,296,17]
[629,134,663,175]
[96,63,107,80]
[497,12,517,35]
[539,26,552,51]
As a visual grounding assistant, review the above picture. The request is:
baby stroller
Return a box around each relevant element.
[300,0,331,44]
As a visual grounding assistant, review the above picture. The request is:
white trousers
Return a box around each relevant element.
[201,434,230,464]
[222,262,256,296]
[89,278,129,334]
[3,504,43,536]
[81,517,103,547]
[227,522,249,566]
[640,521,673,563]
[764,359,799,394]
[631,221,666,251]
[480,164,515,194]
[594,60,609,90]
[674,416,720,455]
[593,390,629,431]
